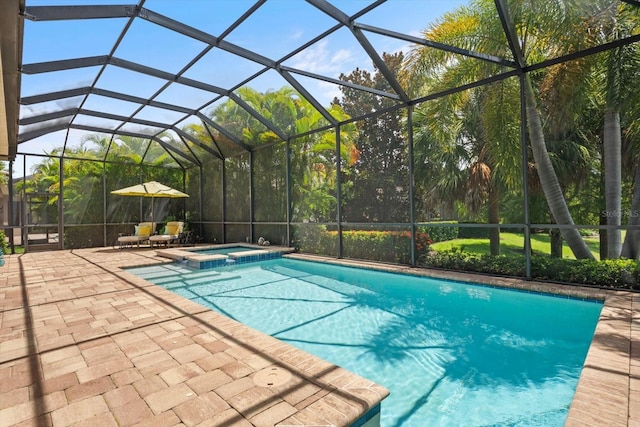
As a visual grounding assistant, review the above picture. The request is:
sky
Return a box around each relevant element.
[12,0,469,177]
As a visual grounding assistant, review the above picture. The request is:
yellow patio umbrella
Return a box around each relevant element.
[111,181,189,224]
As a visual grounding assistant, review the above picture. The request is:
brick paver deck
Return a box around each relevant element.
[0,249,387,426]
[0,248,638,426]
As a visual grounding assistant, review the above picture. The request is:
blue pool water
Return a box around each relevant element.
[127,259,602,426]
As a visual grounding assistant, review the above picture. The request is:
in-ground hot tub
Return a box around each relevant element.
[154,243,295,269]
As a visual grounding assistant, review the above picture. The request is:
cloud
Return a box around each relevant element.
[316,80,342,104]
[289,40,355,77]
[288,28,304,42]
[330,48,352,69]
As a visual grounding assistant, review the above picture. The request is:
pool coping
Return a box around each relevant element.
[0,248,637,426]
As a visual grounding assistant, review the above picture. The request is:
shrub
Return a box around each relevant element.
[531,257,638,288]
[0,230,8,254]
[422,250,639,289]
[340,230,432,264]
[457,223,490,239]
[293,226,432,264]
[421,251,525,276]
[293,224,337,255]
[420,222,458,243]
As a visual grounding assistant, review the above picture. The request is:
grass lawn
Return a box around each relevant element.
[430,232,601,260]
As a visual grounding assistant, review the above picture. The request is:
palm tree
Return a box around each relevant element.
[205,87,359,223]
[404,2,524,256]
[523,77,594,259]
[0,161,8,185]
[603,4,640,258]
[412,84,519,255]
[534,1,640,258]
[18,153,62,228]
[287,103,358,222]
[404,0,597,259]
[619,42,640,258]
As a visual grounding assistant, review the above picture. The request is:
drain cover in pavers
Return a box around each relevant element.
[253,366,292,387]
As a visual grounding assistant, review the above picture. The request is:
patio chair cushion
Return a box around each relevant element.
[149,221,184,247]
[166,222,182,235]
[135,222,155,237]
[138,225,152,237]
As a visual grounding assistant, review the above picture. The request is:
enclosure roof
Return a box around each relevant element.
[2,0,640,169]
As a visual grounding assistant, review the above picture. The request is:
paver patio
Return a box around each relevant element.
[0,248,638,426]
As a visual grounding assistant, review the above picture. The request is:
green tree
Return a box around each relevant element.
[601,4,640,258]
[18,153,61,226]
[205,87,358,223]
[288,103,358,222]
[0,161,8,184]
[529,1,640,258]
[403,3,522,256]
[404,0,599,259]
[61,158,103,225]
[335,52,409,223]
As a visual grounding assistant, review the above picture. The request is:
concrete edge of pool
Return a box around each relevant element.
[0,248,637,426]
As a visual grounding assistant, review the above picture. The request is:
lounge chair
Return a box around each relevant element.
[118,222,156,248]
[149,221,184,248]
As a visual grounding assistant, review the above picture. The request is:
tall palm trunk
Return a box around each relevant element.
[549,214,563,258]
[604,109,622,258]
[488,185,500,255]
[524,76,594,259]
[620,155,640,259]
[598,160,608,259]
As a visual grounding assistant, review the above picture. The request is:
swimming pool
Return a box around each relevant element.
[127,258,602,426]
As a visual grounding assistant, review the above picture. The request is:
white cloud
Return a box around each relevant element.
[317,80,342,104]
[290,40,356,77]
[288,28,304,42]
[330,48,352,68]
